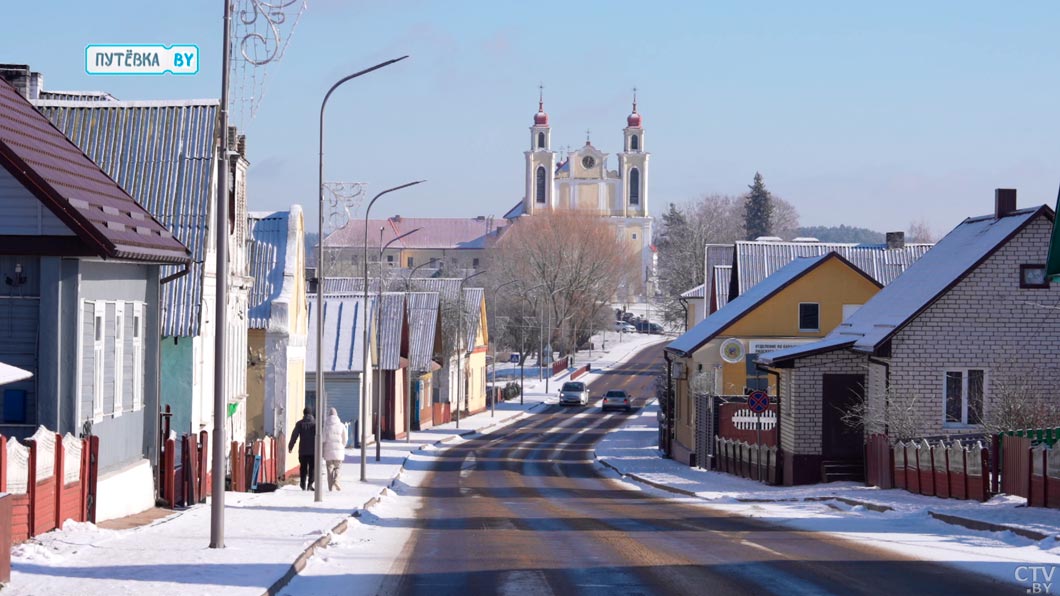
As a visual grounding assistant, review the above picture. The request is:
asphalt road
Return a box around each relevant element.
[381,344,1008,595]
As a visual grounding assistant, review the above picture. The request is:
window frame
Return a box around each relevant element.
[535,166,547,203]
[1020,264,1049,289]
[798,302,820,332]
[943,368,986,427]
[630,134,639,151]
[112,302,124,417]
[629,167,640,205]
[132,303,144,412]
[92,301,105,422]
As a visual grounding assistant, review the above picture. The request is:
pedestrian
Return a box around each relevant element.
[288,407,316,491]
[323,407,348,491]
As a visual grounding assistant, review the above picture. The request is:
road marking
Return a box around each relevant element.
[739,539,787,559]
[498,570,554,596]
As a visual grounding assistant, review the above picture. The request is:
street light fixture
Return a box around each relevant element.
[455,270,485,429]
[315,55,409,503]
[359,181,424,482]
[489,279,520,417]
[374,227,421,461]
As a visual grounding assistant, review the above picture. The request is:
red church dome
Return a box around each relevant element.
[627,111,641,127]
[534,109,549,126]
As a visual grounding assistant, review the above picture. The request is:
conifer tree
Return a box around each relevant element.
[744,172,773,240]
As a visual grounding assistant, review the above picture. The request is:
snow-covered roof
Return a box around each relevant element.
[680,284,705,299]
[0,361,32,385]
[713,265,732,310]
[306,296,370,374]
[323,217,504,251]
[666,253,876,357]
[759,206,1051,365]
[247,207,302,330]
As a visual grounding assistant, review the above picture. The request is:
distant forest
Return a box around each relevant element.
[794,225,884,243]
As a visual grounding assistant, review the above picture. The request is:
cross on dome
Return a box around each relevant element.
[533,83,548,126]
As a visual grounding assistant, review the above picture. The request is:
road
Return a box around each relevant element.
[380,344,1007,595]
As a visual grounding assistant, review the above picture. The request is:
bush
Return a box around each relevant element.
[503,382,521,399]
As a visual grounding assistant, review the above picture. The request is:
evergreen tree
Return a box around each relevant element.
[744,172,773,240]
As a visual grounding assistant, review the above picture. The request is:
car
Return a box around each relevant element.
[614,320,636,333]
[558,381,589,405]
[602,389,633,412]
[635,321,663,334]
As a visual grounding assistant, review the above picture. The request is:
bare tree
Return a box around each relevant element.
[493,212,637,356]
[839,382,925,441]
[907,218,937,243]
[979,369,1060,434]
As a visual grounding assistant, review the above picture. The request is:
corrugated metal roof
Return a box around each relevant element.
[668,254,851,356]
[733,240,932,298]
[321,277,463,303]
[0,80,190,265]
[680,284,705,299]
[372,293,406,370]
[713,265,732,310]
[324,217,505,250]
[33,97,219,337]
[758,207,1050,364]
[306,295,368,374]
[406,292,441,372]
[704,244,735,314]
[247,210,291,329]
[464,287,485,351]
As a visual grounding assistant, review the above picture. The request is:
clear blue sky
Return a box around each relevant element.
[5,1,1060,237]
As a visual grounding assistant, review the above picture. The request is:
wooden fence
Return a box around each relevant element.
[866,434,990,502]
[158,430,210,508]
[551,356,570,377]
[714,437,780,484]
[230,436,284,493]
[569,364,590,381]
[0,427,96,544]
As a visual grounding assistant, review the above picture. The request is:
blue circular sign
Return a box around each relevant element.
[747,391,769,413]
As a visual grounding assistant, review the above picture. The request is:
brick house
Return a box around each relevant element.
[758,191,1060,485]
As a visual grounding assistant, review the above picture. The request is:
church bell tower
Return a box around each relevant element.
[524,86,556,215]
[618,89,649,217]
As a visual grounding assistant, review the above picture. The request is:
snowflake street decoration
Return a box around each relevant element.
[231,0,307,125]
[322,182,368,238]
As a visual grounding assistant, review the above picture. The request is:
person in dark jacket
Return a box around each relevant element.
[288,408,317,491]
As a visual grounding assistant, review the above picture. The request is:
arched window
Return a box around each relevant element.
[537,132,545,149]
[629,167,640,205]
[630,134,639,151]
[535,166,546,203]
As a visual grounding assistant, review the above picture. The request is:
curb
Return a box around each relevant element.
[596,457,697,498]
[928,511,1054,542]
[262,403,543,596]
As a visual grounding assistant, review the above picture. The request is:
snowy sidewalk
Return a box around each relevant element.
[595,401,1060,589]
[4,331,666,596]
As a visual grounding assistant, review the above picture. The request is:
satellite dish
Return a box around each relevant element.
[720,338,745,364]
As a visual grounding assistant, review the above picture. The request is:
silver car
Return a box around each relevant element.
[559,381,589,405]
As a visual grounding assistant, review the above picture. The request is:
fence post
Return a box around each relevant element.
[53,433,63,531]
[198,430,209,498]
[991,434,1001,495]
[0,435,7,493]
[25,440,36,538]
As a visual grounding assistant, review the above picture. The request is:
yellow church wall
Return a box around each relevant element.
[246,328,267,440]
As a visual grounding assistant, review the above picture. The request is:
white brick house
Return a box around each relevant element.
[759,191,1060,485]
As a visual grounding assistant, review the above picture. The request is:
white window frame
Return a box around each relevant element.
[92,301,105,422]
[943,368,986,427]
[132,303,143,411]
[112,302,124,417]
[798,302,820,332]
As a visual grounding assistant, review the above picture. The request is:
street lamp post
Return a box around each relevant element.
[489,279,519,417]
[358,181,424,482]
[374,227,420,461]
[316,55,409,501]
[455,270,485,429]
[543,287,563,394]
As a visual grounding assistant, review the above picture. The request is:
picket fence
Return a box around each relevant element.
[0,427,97,543]
[714,436,780,484]
[230,435,290,493]
[158,430,210,508]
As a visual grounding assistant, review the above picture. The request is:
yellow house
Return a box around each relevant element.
[246,207,308,466]
[664,252,882,467]
[462,287,489,416]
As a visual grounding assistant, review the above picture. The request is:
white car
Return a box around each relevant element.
[614,321,636,333]
[559,381,589,405]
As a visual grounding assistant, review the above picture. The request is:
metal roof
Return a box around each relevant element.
[0,80,190,265]
[668,254,861,356]
[406,292,441,372]
[306,295,369,374]
[323,217,505,251]
[680,284,705,299]
[704,244,735,314]
[33,97,219,337]
[758,207,1050,364]
[321,277,464,303]
[464,287,485,351]
[372,293,407,370]
[733,240,932,298]
[713,265,732,310]
[247,208,301,330]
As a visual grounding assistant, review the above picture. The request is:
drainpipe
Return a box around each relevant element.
[160,262,192,285]
[678,297,689,333]
[663,350,674,458]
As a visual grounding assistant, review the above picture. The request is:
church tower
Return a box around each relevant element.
[524,87,556,215]
[618,90,649,217]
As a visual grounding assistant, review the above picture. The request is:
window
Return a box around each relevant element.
[630,134,639,151]
[113,303,124,417]
[386,254,394,267]
[745,354,769,393]
[92,302,105,421]
[535,166,546,203]
[945,369,984,425]
[1020,264,1049,289]
[632,233,638,240]
[629,167,640,205]
[537,131,545,149]
[473,258,480,268]
[407,256,414,268]
[798,303,820,332]
[132,304,143,411]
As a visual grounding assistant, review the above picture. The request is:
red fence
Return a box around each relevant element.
[569,364,590,381]
[866,435,989,502]
[158,430,210,508]
[714,437,780,484]
[551,356,570,377]
[230,436,283,493]
[716,402,777,447]
[0,427,96,545]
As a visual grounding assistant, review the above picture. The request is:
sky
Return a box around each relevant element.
[4,1,1060,238]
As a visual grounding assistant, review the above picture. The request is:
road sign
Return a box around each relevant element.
[747,390,769,413]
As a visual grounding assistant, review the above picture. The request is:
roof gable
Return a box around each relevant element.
[306,296,369,374]
[0,80,189,263]
[247,210,293,329]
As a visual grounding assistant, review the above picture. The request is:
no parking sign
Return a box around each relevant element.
[747,390,769,413]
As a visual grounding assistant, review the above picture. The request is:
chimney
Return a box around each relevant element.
[885,231,905,250]
[392,215,401,222]
[237,134,246,158]
[0,65,42,100]
[995,188,1017,218]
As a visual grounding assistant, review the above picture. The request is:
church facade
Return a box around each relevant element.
[506,92,655,298]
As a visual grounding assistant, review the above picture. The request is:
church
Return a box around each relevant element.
[504,90,655,298]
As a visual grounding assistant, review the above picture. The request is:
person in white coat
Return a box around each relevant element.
[323,407,348,491]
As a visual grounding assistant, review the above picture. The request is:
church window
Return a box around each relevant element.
[535,166,546,203]
[629,168,640,205]
[630,134,639,151]
[537,132,545,149]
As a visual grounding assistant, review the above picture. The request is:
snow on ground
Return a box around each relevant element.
[596,401,1060,591]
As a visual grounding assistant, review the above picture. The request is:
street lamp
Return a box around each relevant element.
[455,270,485,428]
[489,279,520,417]
[374,227,421,461]
[315,55,409,503]
[359,181,424,482]
[403,258,438,291]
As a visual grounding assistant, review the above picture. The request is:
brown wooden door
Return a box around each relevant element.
[822,374,864,460]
